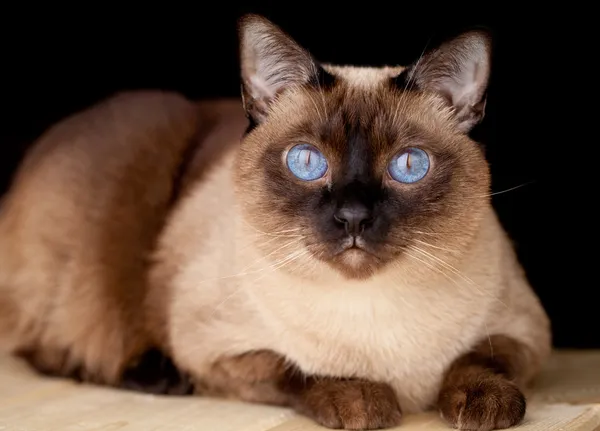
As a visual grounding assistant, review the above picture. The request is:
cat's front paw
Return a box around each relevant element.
[295,378,402,430]
[438,374,526,431]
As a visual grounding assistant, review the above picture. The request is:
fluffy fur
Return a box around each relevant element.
[0,14,551,431]
[0,91,202,383]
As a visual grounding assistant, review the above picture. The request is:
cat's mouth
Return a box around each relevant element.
[333,236,382,262]
[306,235,389,280]
[337,236,375,255]
[305,235,389,279]
[328,237,385,279]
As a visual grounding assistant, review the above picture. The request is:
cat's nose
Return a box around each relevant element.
[334,204,373,236]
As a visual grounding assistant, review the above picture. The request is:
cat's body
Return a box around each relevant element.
[0,15,551,431]
[150,91,548,415]
[0,91,202,383]
[158,185,548,414]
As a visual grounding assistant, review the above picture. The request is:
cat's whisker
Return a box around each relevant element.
[307,93,325,124]
[285,248,320,276]
[204,285,246,321]
[390,39,430,126]
[403,247,481,298]
[412,238,459,254]
[485,181,536,197]
[391,95,405,129]
[239,216,296,233]
[224,232,298,261]
[289,247,324,278]
[240,218,305,238]
[191,238,305,284]
[411,230,440,237]
[270,249,311,272]
[320,91,329,120]
[245,247,311,281]
[460,181,536,200]
[200,251,313,325]
[405,246,509,310]
[250,234,286,249]
[407,245,468,279]
[249,228,305,238]
[252,232,305,239]
[400,35,433,102]
[240,238,306,273]
[407,245,476,287]
[400,250,482,303]
[315,71,329,120]
[204,248,311,322]
[400,249,454,282]
[233,234,283,256]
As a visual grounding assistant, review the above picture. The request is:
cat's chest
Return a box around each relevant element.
[249,275,487,410]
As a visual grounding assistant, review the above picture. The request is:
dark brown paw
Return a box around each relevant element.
[120,348,194,395]
[296,379,402,430]
[438,374,526,431]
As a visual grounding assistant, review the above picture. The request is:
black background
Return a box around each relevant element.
[1,6,596,348]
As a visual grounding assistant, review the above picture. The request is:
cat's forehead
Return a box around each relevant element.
[266,65,456,150]
[323,65,406,89]
[292,68,454,147]
[308,64,453,129]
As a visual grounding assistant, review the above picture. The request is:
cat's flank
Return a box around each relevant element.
[0,14,550,431]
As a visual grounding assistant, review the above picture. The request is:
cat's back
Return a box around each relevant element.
[0,91,200,286]
[0,90,199,241]
[0,90,243,383]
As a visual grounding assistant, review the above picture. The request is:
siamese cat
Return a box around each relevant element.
[0,14,551,431]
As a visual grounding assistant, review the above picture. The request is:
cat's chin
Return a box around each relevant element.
[328,248,384,281]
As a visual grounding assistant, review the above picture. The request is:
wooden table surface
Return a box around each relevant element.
[1,351,599,431]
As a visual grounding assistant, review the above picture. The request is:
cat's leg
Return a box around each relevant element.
[195,349,292,405]
[17,344,193,396]
[437,335,536,431]
[199,350,402,430]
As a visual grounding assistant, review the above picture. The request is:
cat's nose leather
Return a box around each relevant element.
[334,204,373,236]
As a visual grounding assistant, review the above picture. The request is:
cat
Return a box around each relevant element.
[0,14,551,431]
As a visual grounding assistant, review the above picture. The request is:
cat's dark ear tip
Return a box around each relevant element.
[237,13,273,35]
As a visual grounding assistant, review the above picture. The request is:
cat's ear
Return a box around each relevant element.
[238,14,321,124]
[398,30,492,133]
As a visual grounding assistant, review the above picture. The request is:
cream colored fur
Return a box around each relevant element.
[150,67,551,414]
[0,71,550,415]
[159,199,550,412]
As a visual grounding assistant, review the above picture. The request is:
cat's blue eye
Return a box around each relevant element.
[388,148,430,183]
[286,144,328,181]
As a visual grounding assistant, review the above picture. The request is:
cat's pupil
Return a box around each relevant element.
[303,150,311,167]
